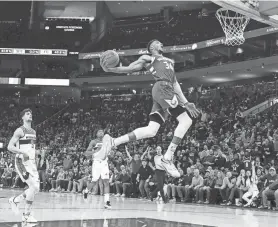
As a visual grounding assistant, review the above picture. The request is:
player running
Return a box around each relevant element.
[100,39,199,178]
[7,109,39,223]
[84,129,112,209]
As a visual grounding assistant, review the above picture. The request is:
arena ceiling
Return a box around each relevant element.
[106,1,211,18]
[41,1,212,19]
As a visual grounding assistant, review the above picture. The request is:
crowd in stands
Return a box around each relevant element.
[0,81,278,211]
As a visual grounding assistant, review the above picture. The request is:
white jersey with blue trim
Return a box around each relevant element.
[15,126,37,174]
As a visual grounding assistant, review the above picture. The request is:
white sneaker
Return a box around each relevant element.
[121,194,125,197]
[160,158,180,178]
[115,193,121,197]
[22,213,37,223]
[9,196,20,214]
[244,202,251,207]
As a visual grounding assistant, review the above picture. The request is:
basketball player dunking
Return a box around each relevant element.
[8,109,39,223]
[100,40,199,178]
[85,129,112,209]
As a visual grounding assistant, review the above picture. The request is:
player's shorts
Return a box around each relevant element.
[150,81,183,122]
[91,159,109,181]
[15,157,39,186]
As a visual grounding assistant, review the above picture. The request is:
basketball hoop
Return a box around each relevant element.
[216,8,250,46]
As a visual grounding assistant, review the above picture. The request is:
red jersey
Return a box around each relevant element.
[145,55,176,84]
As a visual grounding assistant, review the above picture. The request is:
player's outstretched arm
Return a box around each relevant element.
[101,55,152,74]
[7,128,26,155]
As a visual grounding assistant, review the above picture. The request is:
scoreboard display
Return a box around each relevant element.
[0,48,68,56]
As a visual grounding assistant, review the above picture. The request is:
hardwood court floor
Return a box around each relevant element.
[0,189,277,227]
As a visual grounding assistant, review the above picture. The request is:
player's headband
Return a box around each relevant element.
[20,108,32,118]
[147,39,159,53]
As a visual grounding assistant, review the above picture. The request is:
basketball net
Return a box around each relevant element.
[216,8,250,46]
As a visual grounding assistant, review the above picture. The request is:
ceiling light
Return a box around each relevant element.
[118,2,120,4]
[261,63,264,69]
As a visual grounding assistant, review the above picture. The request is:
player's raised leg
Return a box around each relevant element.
[99,119,161,158]
[160,107,193,177]
[115,120,161,147]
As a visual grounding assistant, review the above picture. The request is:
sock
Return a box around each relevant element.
[14,193,26,203]
[25,201,32,215]
[164,142,178,161]
[104,193,109,203]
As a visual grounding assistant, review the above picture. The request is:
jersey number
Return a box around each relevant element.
[164,62,174,71]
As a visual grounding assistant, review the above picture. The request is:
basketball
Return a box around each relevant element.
[100,50,120,68]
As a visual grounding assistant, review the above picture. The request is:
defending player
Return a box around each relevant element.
[100,40,199,178]
[84,129,112,209]
[7,109,39,223]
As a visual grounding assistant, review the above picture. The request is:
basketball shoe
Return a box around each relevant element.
[104,201,112,209]
[160,146,180,178]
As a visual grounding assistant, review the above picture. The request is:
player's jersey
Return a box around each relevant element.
[91,138,108,161]
[91,138,103,153]
[15,126,37,175]
[145,55,176,84]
